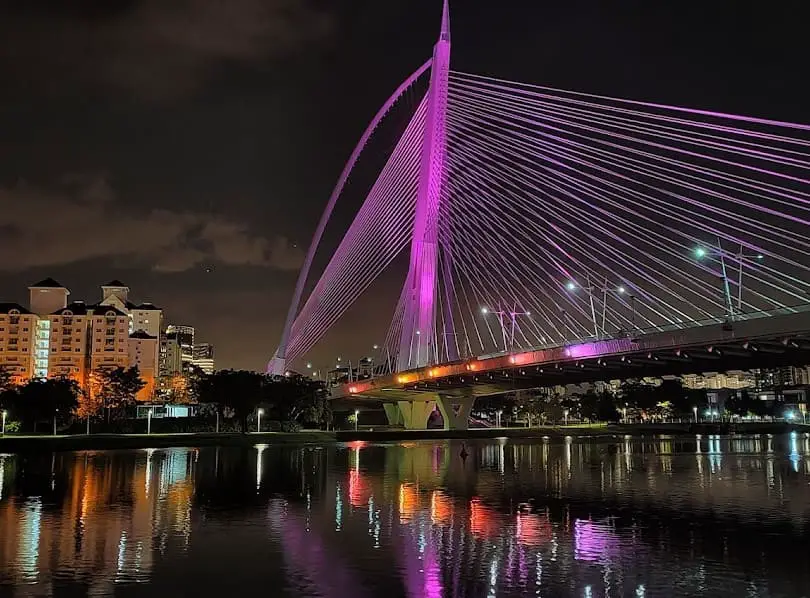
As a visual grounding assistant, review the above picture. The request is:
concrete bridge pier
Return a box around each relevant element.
[436,393,475,431]
[382,392,476,431]
[396,400,437,430]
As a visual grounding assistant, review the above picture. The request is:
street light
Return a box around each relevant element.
[2,410,6,436]
[565,277,629,338]
[147,407,153,435]
[564,409,570,426]
[53,408,59,436]
[481,305,531,352]
[257,408,265,433]
[496,409,503,428]
[215,410,220,434]
[693,242,764,318]
[354,409,360,431]
[692,406,698,423]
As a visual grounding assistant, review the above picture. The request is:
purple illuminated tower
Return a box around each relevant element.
[397,0,453,371]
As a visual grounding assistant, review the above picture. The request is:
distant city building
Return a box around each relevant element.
[0,279,170,402]
[161,336,183,378]
[192,343,215,375]
[129,331,160,401]
[166,325,195,372]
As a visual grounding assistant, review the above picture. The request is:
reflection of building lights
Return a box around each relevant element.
[335,482,343,531]
[469,498,501,539]
[19,497,42,583]
[399,483,418,523]
[430,490,453,525]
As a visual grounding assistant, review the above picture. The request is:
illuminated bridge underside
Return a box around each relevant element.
[335,308,810,429]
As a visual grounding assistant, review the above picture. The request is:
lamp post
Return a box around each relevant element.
[86,416,91,436]
[481,305,531,352]
[564,409,570,426]
[692,406,698,423]
[147,407,153,435]
[53,408,58,436]
[257,408,264,433]
[693,241,763,319]
[2,410,6,436]
[566,278,629,338]
[354,409,359,432]
[496,409,503,428]
[215,410,220,433]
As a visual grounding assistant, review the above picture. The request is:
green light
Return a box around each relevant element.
[694,247,707,259]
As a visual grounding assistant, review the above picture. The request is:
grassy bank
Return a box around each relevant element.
[1,422,806,453]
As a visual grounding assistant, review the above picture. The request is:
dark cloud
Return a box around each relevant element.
[0,0,333,101]
[0,176,303,272]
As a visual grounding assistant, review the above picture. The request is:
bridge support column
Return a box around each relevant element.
[383,403,404,427]
[397,401,436,430]
[436,393,475,431]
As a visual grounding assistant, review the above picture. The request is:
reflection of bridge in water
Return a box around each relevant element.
[2,438,809,596]
[264,435,810,596]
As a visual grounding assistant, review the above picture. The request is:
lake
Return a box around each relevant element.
[1,434,809,597]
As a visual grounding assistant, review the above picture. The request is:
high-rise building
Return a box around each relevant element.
[87,306,130,374]
[0,303,36,385]
[166,325,194,371]
[129,331,159,401]
[29,278,69,315]
[0,280,169,402]
[192,343,215,375]
[46,302,92,386]
[130,303,163,338]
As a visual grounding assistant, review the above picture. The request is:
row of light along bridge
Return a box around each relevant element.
[331,307,810,430]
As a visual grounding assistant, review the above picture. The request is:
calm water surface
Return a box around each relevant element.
[1,435,810,597]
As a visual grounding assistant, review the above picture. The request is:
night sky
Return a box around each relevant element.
[0,0,807,371]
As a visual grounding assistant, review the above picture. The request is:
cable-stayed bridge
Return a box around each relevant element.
[269,1,810,429]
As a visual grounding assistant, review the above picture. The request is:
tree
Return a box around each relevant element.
[0,367,13,394]
[515,391,546,426]
[98,367,146,420]
[76,386,105,421]
[0,367,16,413]
[15,377,79,432]
[577,390,620,422]
[264,375,329,427]
[196,370,266,432]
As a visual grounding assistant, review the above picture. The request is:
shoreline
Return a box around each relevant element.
[0,422,807,452]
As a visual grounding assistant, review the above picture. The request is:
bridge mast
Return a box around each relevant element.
[397,0,453,371]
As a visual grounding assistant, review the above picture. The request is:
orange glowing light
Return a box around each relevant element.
[516,511,552,547]
[431,490,453,525]
[399,483,419,523]
[469,497,502,539]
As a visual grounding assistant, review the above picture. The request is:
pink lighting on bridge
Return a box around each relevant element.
[565,343,603,359]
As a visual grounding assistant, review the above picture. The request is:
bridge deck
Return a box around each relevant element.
[333,307,810,401]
